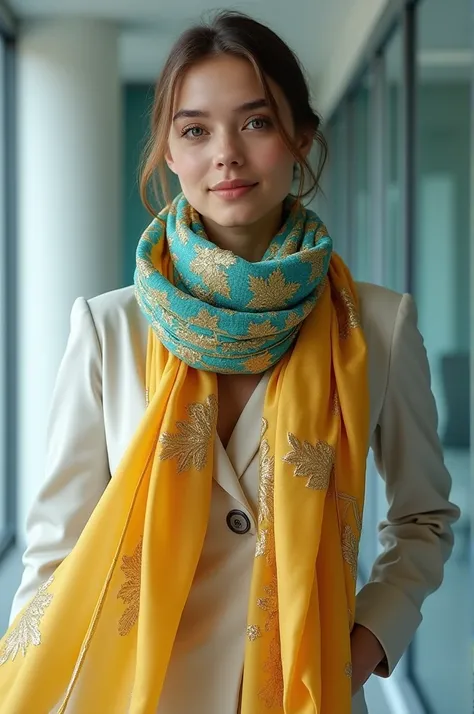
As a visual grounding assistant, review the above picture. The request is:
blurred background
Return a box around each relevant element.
[0,0,471,712]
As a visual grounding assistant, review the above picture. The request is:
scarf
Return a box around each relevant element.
[0,194,369,713]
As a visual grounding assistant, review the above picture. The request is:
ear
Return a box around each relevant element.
[165,148,178,175]
[296,130,313,160]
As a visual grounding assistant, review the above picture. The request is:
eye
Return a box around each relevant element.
[181,125,206,139]
[245,116,272,131]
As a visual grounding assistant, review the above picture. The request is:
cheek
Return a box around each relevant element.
[255,140,294,175]
[168,138,206,180]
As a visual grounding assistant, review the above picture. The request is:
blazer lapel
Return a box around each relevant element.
[212,371,270,518]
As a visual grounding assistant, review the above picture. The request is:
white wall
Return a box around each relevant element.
[315,0,393,118]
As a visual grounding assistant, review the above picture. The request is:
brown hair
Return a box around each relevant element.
[140,10,327,215]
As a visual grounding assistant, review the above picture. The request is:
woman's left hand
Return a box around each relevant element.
[350,624,386,695]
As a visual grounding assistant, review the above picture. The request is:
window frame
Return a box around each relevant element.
[0,4,17,563]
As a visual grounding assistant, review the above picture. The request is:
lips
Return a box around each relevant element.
[210,179,258,191]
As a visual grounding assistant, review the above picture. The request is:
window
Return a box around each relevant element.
[325,0,472,709]
[0,21,16,562]
[350,73,373,283]
[383,27,405,293]
[408,0,472,711]
[0,33,5,546]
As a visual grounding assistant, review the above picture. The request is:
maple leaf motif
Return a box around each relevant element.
[284,312,302,330]
[192,309,220,332]
[257,576,279,633]
[242,352,273,374]
[258,439,275,525]
[159,395,218,473]
[175,343,202,366]
[283,433,334,490]
[247,624,262,642]
[300,247,328,282]
[117,539,142,636]
[259,634,284,709]
[247,268,300,310]
[335,287,361,339]
[247,320,278,339]
[190,245,237,299]
[0,576,54,665]
[341,524,359,580]
[149,288,171,309]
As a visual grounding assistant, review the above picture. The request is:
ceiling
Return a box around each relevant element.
[8,0,354,85]
[8,0,472,101]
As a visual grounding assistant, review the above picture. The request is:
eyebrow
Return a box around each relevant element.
[172,98,269,122]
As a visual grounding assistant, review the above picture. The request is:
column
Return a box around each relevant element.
[17,19,122,533]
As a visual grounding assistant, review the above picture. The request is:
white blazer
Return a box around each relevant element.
[10,282,459,714]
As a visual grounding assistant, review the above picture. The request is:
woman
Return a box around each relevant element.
[0,11,459,714]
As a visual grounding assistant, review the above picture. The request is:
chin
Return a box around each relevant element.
[205,199,271,228]
[210,209,261,228]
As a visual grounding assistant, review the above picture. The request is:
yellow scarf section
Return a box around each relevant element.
[0,257,369,713]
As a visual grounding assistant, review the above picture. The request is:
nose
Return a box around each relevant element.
[213,132,245,169]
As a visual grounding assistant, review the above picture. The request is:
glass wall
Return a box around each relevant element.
[384,27,405,293]
[351,73,373,283]
[325,0,472,711]
[0,34,5,544]
[409,0,472,711]
[0,21,16,566]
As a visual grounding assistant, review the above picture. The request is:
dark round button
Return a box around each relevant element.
[226,509,251,535]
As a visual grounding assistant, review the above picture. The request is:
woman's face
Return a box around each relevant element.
[166,54,311,229]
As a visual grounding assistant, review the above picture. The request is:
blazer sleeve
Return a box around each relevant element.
[9,297,110,622]
[354,293,461,677]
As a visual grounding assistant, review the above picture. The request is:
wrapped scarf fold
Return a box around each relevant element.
[0,194,369,713]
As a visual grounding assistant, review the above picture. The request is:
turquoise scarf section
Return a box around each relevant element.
[134,193,332,374]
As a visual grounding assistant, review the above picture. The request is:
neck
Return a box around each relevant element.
[202,204,283,262]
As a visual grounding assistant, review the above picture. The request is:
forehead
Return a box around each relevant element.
[173,54,285,113]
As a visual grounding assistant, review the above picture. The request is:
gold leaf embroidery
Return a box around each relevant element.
[300,248,328,282]
[283,434,335,490]
[136,256,155,280]
[247,625,261,642]
[332,390,341,417]
[190,245,237,300]
[260,637,284,708]
[341,524,358,580]
[253,425,284,709]
[255,528,270,558]
[220,336,269,355]
[0,576,54,665]
[247,268,300,310]
[159,395,218,473]
[175,202,191,244]
[335,287,361,340]
[191,283,213,303]
[149,288,171,309]
[338,492,363,533]
[345,662,353,678]
[242,352,273,374]
[279,237,299,258]
[267,243,280,258]
[284,312,302,330]
[258,439,275,527]
[257,573,284,709]
[175,322,218,351]
[337,492,363,580]
[247,320,278,339]
[118,539,142,636]
[161,311,173,327]
[192,309,220,332]
[175,343,202,365]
